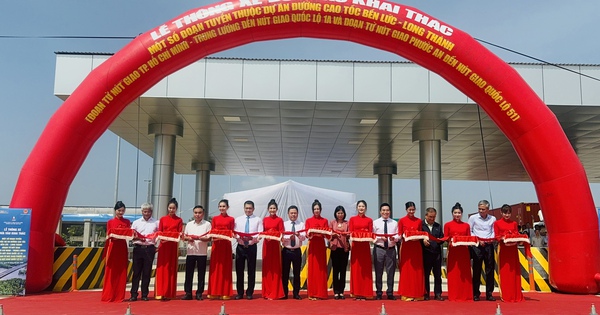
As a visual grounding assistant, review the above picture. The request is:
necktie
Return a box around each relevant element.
[244,216,250,245]
[383,219,388,248]
[290,221,296,247]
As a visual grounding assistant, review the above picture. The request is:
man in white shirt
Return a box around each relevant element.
[530,227,547,247]
[372,203,399,300]
[468,200,497,301]
[281,205,305,300]
[234,200,263,300]
[182,205,212,300]
[129,203,158,301]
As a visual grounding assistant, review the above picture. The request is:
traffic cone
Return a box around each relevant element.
[591,303,598,315]
[379,303,387,315]
[124,303,132,315]
[495,303,502,315]
[218,302,228,315]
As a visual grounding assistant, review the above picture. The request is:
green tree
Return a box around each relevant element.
[0,278,25,295]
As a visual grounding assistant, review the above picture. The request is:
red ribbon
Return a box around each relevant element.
[499,231,532,258]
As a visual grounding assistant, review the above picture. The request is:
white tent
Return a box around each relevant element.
[222,180,357,222]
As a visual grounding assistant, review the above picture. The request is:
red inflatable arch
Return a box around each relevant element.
[11,0,600,293]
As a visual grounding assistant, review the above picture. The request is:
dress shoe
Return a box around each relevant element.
[293,295,302,300]
[281,296,288,300]
[387,295,397,300]
[246,295,253,300]
[234,294,243,300]
[141,296,149,301]
[473,295,480,301]
[423,295,430,301]
[196,295,203,300]
[434,294,444,301]
[334,295,340,300]
[375,295,382,300]
[181,294,193,300]
[128,296,138,302]
[486,295,496,301]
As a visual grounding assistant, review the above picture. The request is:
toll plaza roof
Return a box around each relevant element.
[54,54,600,182]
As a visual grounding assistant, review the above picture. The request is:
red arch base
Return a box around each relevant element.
[11,0,600,293]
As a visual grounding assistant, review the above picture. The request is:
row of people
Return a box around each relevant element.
[101,198,526,303]
[446,201,525,302]
[101,199,184,302]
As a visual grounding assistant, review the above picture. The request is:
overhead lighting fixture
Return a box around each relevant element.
[360,119,378,125]
[348,140,362,145]
[336,160,349,163]
[233,137,248,142]
[249,168,260,172]
[223,116,241,122]
[244,158,256,162]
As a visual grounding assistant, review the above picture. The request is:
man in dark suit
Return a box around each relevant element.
[422,207,444,301]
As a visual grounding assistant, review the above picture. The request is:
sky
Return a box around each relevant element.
[1,0,599,222]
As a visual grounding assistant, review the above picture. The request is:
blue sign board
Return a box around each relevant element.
[0,208,31,296]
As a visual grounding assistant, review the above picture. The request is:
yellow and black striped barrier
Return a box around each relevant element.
[289,245,551,292]
[295,245,334,290]
[473,246,551,292]
[51,247,116,292]
[50,247,185,292]
[519,247,550,292]
[53,245,549,292]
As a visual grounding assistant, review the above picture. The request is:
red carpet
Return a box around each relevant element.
[1,291,598,314]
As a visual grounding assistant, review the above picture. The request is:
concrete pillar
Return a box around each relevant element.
[83,219,91,247]
[149,122,183,218]
[412,122,448,225]
[91,223,97,247]
[373,164,397,218]
[192,162,215,214]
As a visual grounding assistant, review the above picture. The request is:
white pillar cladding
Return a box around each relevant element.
[373,164,397,218]
[82,219,91,247]
[193,162,215,215]
[149,122,183,219]
[412,122,448,225]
